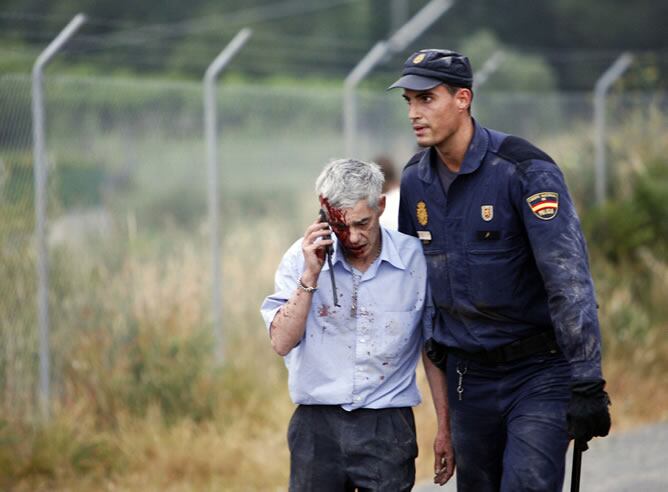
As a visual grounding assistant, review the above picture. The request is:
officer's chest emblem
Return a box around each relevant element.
[527,192,559,220]
[416,201,429,226]
[481,205,494,222]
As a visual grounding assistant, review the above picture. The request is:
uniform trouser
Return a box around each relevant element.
[287,405,418,492]
[446,351,571,492]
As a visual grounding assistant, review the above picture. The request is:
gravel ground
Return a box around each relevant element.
[413,421,668,492]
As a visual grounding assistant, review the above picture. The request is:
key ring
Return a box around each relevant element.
[456,361,468,401]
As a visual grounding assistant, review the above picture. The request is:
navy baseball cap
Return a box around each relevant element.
[388,49,473,91]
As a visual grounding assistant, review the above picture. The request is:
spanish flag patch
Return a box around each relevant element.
[526,192,559,220]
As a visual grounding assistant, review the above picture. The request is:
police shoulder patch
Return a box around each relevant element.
[526,192,559,220]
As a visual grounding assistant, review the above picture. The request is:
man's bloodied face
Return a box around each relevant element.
[321,197,385,263]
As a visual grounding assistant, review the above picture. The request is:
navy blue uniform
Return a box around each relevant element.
[399,120,604,491]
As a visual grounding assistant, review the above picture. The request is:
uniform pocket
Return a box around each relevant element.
[468,237,526,309]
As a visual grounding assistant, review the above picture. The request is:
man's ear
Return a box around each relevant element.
[378,194,387,215]
[456,88,472,111]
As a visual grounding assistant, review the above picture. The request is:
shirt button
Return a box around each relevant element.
[360,338,366,343]
[354,396,362,401]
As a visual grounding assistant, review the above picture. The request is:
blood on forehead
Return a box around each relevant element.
[322,198,346,224]
[321,197,351,245]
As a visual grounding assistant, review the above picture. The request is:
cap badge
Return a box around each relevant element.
[527,192,559,220]
[481,205,494,222]
[416,200,429,226]
[412,53,426,64]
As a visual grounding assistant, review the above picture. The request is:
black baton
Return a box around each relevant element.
[571,439,588,492]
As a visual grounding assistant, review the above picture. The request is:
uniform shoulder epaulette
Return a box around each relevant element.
[403,149,428,170]
[495,135,556,172]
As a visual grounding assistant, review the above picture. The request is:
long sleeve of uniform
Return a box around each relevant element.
[514,162,602,380]
[399,179,417,237]
[399,151,426,238]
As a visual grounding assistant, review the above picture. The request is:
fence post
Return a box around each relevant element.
[594,52,633,205]
[473,50,505,91]
[343,42,389,157]
[31,13,87,421]
[390,0,410,34]
[343,0,454,157]
[203,28,252,364]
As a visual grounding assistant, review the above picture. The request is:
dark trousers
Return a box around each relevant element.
[447,352,571,492]
[288,405,418,492]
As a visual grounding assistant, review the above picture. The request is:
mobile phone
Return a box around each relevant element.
[319,209,332,253]
[319,209,339,306]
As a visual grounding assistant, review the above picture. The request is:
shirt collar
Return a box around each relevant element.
[321,226,405,272]
[418,118,489,183]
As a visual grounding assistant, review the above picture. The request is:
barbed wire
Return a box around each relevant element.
[3,0,364,54]
[0,11,130,30]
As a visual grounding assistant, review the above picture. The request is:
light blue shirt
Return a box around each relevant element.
[260,227,432,411]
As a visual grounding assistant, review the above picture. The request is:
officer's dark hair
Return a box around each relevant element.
[442,83,474,114]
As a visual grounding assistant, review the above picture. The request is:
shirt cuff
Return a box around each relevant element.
[569,360,603,381]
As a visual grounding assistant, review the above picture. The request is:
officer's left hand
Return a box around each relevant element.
[433,428,455,485]
[567,379,611,442]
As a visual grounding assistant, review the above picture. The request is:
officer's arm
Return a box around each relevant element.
[422,351,455,484]
[418,279,455,484]
[398,177,417,237]
[517,165,602,380]
[517,164,611,441]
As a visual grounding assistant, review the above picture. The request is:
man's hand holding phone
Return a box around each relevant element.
[300,212,334,288]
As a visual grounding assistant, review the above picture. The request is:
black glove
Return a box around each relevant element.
[567,379,611,442]
[425,338,448,371]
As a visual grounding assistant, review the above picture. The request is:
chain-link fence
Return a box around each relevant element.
[0,73,665,418]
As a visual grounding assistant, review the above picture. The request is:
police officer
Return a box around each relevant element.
[389,49,611,491]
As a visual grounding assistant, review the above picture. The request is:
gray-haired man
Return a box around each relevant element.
[261,158,454,491]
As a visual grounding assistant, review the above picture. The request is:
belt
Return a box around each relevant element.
[446,330,560,364]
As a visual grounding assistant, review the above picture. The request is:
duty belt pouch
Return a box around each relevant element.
[425,338,448,371]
